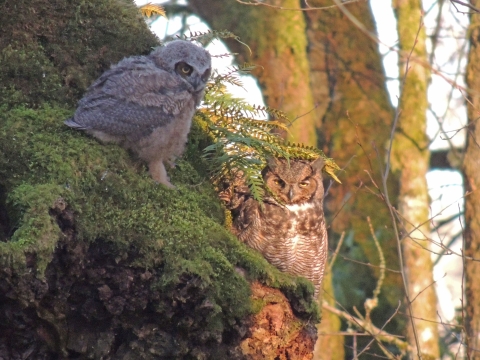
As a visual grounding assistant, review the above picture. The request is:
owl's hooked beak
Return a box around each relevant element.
[288,187,294,201]
[191,74,206,93]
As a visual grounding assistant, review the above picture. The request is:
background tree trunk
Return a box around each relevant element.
[391,0,440,358]
[313,272,343,360]
[464,2,480,356]
[304,1,401,357]
[189,0,319,145]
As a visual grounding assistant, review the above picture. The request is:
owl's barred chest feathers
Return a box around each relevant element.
[245,199,327,263]
[284,202,325,245]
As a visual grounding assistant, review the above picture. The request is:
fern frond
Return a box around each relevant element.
[181,30,239,42]
[238,62,259,72]
[196,47,341,202]
[212,53,236,59]
[139,3,166,18]
[178,30,251,54]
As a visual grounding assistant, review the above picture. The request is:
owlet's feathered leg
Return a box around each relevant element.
[148,159,174,188]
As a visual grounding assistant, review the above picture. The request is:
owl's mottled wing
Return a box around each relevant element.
[65,58,192,141]
[218,170,251,210]
[231,196,265,248]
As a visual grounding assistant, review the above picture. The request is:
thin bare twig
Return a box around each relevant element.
[322,301,410,354]
[288,103,320,126]
[235,0,360,11]
[338,255,401,273]
[378,18,425,358]
[365,217,385,319]
[450,0,480,13]
[459,203,470,359]
[354,217,393,359]
[328,231,345,273]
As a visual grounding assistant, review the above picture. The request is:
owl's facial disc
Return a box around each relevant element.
[201,68,211,82]
[175,62,211,93]
[272,176,317,204]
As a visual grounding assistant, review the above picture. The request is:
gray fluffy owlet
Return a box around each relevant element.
[225,158,328,296]
[65,40,212,188]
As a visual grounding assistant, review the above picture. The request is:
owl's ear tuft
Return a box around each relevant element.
[310,157,325,172]
[266,156,282,171]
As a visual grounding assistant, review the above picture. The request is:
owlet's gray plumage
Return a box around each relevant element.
[65,40,212,188]
[225,158,328,296]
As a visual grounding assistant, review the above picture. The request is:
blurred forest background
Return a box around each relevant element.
[141,0,480,358]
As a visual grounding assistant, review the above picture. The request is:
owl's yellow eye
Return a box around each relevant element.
[273,179,285,187]
[176,62,193,76]
[299,181,309,188]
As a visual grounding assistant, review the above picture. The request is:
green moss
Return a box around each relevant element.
[0,0,159,108]
[0,0,319,334]
[250,298,266,314]
[0,104,318,332]
[0,42,64,107]
[1,183,65,274]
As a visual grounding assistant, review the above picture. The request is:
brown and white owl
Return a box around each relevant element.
[227,157,328,296]
[65,40,211,188]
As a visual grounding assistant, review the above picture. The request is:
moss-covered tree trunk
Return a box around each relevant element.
[0,0,320,358]
[392,0,440,358]
[464,3,480,356]
[188,0,319,146]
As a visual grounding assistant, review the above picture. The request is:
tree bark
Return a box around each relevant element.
[392,0,440,358]
[304,1,400,356]
[304,0,400,286]
[463,3,480,357]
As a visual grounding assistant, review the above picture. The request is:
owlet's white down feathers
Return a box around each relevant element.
[65,40,212,188]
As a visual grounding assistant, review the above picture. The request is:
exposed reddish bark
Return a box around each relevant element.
[241,282,316,360]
